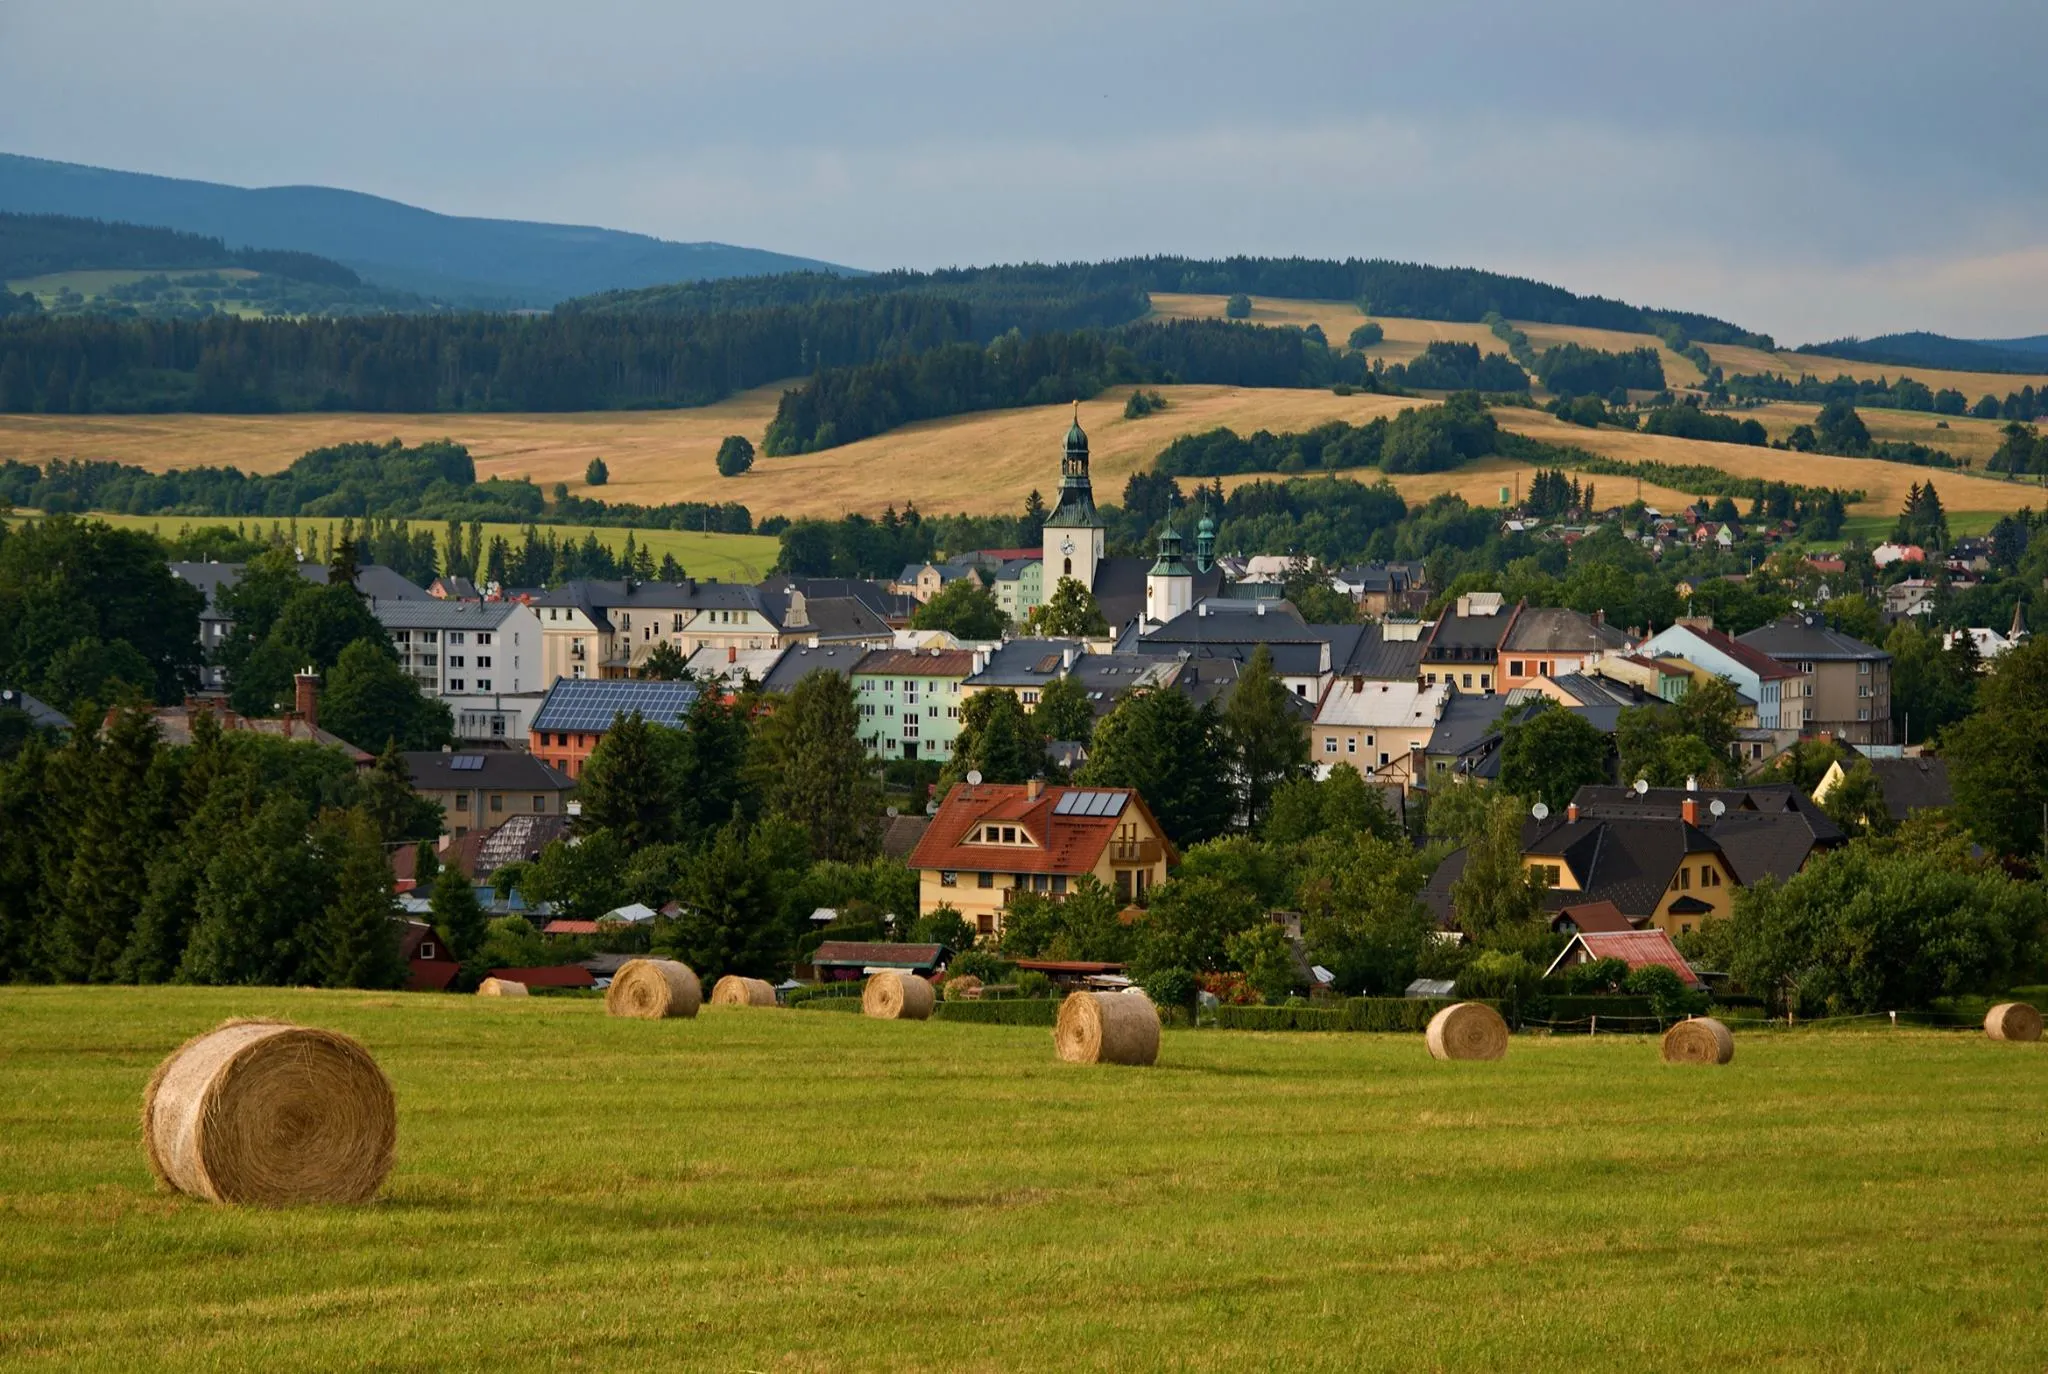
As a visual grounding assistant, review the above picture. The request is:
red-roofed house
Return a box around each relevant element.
[1545,929,1703,988]
[395,919,460,991]
[486,964,597,989]
[1549,900,1637,935]
[908,780,1178,939]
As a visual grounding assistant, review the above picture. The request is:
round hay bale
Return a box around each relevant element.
[862,970,936,1020]
[475,977,529,998]
[1424,1002,1508,1062]
[943,974,984,1002]
[1661,1016,1735,1065]
[1055,990,1160,1066]
[142,1019,395,1206]
[605,958,701,1020]
[1985,1002,2043,1042]
[710,975,778,1007]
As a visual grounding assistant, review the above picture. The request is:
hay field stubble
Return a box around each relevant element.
[4,986,2048,1372]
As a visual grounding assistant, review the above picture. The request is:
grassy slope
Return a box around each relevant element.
[5,986,2048,1371]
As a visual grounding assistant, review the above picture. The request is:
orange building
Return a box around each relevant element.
[527,677,703,779]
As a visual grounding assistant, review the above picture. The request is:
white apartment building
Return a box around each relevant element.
[373,600,548,745]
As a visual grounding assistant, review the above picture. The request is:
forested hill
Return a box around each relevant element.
[0,153,858,306]
[0,212,360,286]
[568,256,1774,346]
[1797,331,2048,376]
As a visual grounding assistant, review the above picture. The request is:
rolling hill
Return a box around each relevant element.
[0,153,858,307]
[1797,331,2048,377]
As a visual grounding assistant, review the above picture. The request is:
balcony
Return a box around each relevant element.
[1110,838,1163,865]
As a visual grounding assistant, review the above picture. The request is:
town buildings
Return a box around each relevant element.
[403,748,575,839]
[1737,614,1894,746]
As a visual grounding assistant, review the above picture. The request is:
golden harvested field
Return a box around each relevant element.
[1215,456,1699,516]
[0,381,795,501]
[1146,293,1507,367]
[1739,401,2019,468]
[1702,343,2048,401]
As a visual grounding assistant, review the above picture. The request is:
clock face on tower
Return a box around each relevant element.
[1060,536,1075,555]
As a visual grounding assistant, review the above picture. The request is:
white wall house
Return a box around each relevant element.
[373,600,547,745]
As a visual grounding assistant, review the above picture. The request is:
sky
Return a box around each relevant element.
[3,0,2044,343]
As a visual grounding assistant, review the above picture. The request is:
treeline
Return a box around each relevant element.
[1773,400,1962,470]
[1501,432,1856,530]
[1386,340,1528,392]
[0,293,974,414]
[1152,395,1500,479]
[1535,343,1665,397]
[0,211,363,288]
[762,318,1384,455]
[571,254,1770,344]
[1728,370,2045,422]
[0,440,754,532]
[1640,404,1768,446]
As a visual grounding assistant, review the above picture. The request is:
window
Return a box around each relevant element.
[454,793,470,811]
[1379,752,1389,766]
[476,679,491,692]
[490,794,504,812]
[977,913,994,935]
[477,656,491,668]
[533,795,546,812]
[422,631,438,644]
[1324,737,1338,755]
[940,870,957,887]
[1858,707,1870,721]
[1001,826,1016,843]
[419,942,436,961]
[1461,673,1473,688]
[449,679,465,692]
[449,632,465,645]
[1859,661,1870,675]
[1052,875,1067,894]
[1346,738,1357,754]
[477,633,492,646]
[1530,863,1561,886]
[977,872,994,889]
[1480,674,1491,690]
[452,657,467,670]
[1509,660,1525,677]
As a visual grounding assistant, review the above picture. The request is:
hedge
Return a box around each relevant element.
[932,998,1060,1027]
[787,980,865,1008]
[1539,995,1661,1026]
[1217,997,1502,1033]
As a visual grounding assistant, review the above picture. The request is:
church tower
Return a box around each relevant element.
[1042,402,1105,592]
[1194,497,1216,574]
[1145,519,1194,624]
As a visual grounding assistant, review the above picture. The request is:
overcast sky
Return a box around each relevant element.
[4,0,2043,342]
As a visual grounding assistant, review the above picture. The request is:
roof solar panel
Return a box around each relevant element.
[532,678,702,733]
[450,754,485,771]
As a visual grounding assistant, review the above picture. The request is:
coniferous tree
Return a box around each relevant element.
[678,688,757,841]
[180,794,330,985]
[1078,689,1232,848]
[758,670,880,861]
[663,816,805,982]
[944,689,1043,789]
[360,741,444,844]
[1449,792,1547,942]
[1221,644,1310,829]
[429,862,488,963]
[49,707,168,981]
[0,736,59,979]
[318,809,407,989]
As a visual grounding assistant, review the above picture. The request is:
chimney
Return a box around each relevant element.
[1591,609,1605,627]
[1062,646,1075,670]
[1681,797,1699,826]
[1566,802,1578,823]
[294,668,319,731]
[1256,602,1267,616]
[728,645,737,663]
[1026,777,1044,800]
[1198,603,1209,617]
[808,635,820,649]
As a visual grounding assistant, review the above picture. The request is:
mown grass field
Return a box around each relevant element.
[0,513,780,583]
[5,986,2048,1371]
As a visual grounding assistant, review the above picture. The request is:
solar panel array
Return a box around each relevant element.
[450,754,486,771]
[1052,789,1127,818]
[532,679,702,732]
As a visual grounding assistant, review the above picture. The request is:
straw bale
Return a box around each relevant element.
[476,978,529,998]
[1985,1002,2043,1042]
[1661,1016,1735,1064]
[1425,1002,1509,1061]
[1055,990,1160,1066]
[862,970,936,1020]
[606,958,701,1019]
[141,1019,395,1205]
[711,975,778,1007]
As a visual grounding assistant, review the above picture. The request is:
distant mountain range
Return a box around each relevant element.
[1797,330,2048,377]
[0,153,858,307]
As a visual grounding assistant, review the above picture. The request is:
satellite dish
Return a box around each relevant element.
[1709,799,1727,818]
[966,769,983,786]
[1530,802,1550,821]
[925,800,939,815]
[1633,778,1650,796]
[886,806,899,817]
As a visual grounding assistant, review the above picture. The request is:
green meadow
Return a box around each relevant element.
[1,512,781,584]
[4,986,2047,1371]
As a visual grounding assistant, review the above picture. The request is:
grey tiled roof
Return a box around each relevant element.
[1737,613,1890,662]
[374,600,523,630]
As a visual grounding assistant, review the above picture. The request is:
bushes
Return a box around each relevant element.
[933,998,1060,1027]
[1217,1003,1337,1031]
[1539,995,1661,1026]
[948,949,1014,984]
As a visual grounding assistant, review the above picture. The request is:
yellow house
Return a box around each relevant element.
[907,781,1178,940]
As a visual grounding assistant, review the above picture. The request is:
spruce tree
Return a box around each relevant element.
[758,670,880,861]
[1078,689,1232,848]
[429,863,488,963]
[51,707,167,981]
[180,795,329,985]
[1221,644,1310,829]
[319,809,408,990]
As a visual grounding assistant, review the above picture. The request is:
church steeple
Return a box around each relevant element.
[1146,518,1193,623]
[1043,403,1105,590]
[1194,494,1216,574]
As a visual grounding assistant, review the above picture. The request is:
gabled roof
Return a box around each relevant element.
[1865,756,1953,820]
[1652,621,1801,680]
[0,687,70,731]
[144,703,370,761]
[811,941,949,970]
[470,813,571,877]
[404,750,574,792]
[1500,606,1627,655]
[1314,678,1448,730]
[853,649,980,679]
[373,599,526,631]
[1546,930,1702,987]
[908,782,1178,877]
[1737,613,1890,663]
[1551,900,1635,933]
[760,642,866,694]
[1334,621,1426,680]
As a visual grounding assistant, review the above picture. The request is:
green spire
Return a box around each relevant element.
[1150,519,1191,577]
